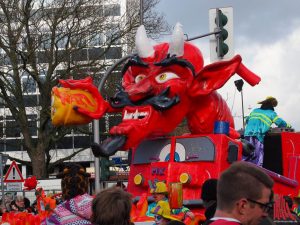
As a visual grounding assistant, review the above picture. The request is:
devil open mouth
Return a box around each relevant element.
[123,107,149,121]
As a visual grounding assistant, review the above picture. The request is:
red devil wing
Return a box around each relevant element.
[189,55,261,96]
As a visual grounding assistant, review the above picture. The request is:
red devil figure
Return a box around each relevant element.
[52,23,260,157]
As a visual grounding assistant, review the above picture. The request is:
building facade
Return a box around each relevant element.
[0,0,132,181]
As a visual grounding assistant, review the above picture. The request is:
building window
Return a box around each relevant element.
[40,33,52,49]
[0,117,4,137]
[105,47,122,59]
[57,35,68,49]
[90,33,104,47]
[106,24,121,44]
[74,136,91,149]
[5,118,21,138]
[22,74,37,94]
[56,136,73,149]
[24,95,38,107]
[104,4,120,17]
[5,139,22,151]
[28,114,37,137]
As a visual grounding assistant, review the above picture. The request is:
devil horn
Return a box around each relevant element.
[168,22,185,57]
[135,25,155,58]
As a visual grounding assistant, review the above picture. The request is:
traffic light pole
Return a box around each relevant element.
[241,90,245,130]
[216,9,223,58]
[185,30,221,42]
[0,154,4,208]
[234,79,245,131]
[0,153,8,208]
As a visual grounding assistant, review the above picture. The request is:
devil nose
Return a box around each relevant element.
[127,81,153,102]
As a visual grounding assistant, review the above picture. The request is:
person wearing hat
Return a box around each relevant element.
[243,96,291,166]
[42,163,93,225]
[151,200,181,225]
[201,179,218,221]
[146,181,194,221]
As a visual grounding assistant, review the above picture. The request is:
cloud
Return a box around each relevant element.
[218,22,300,130]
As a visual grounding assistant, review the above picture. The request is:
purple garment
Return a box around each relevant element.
[242,136,264,167]
[42,193,93,225]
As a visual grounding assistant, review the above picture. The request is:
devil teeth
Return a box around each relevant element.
[123,110,148,120]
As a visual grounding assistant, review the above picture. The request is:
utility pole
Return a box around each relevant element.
[0,153,9,207]
[140,0,143,25]
[234,79,245,130]
[93,55,133,192]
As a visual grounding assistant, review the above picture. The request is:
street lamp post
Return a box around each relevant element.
[0,153,9,207]
[93,55,134,192]
[234,79,245,130]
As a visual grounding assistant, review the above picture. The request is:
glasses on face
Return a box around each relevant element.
[247,198,274,213]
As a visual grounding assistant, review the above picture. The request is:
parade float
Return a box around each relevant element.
[51,23,300,224]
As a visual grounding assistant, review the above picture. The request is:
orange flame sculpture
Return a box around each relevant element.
[51,76,108,126]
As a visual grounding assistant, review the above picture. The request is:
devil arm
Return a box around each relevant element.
[236,60,261,86]
[57,77,121,121]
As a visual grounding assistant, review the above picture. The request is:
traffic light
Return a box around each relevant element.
[216,9,228,58]
[209,7,233,62]
[100,157,116,181]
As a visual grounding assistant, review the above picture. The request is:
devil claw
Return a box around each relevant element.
[91,135,127,157]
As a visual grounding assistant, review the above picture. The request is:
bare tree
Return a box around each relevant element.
[0,0,169,178]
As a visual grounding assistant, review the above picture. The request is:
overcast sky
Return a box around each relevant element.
[154,0,300,131]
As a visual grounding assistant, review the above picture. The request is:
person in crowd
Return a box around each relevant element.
[43,163,93,225]
[30,200,38,215]
[10,195,26,212]
[151,200,181,225]
[243,96,291,166]
[293,191,300,217]
[166,221,185,225]
[147,181,194,221]
[283,195,300,221]
[115,181,127,191]
[0,200,7,215]
[204,161,274,225]
[201,179,218,221]
[3,193,13,212]
[90,187,133,225]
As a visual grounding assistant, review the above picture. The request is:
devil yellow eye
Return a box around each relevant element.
[155,72,179,83]
[135,74,146,83]
[158,74,167,81]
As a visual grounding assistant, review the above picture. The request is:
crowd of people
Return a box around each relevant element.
[1,161,300,225]
[0,193,38,215]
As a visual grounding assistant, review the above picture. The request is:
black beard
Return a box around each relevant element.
[110,86,180,111]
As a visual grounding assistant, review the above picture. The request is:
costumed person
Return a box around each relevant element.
[201,179,218,222]
[90,187,133,225]
[151,200,181,225]
[146,181,194,221]
[293,191,300,218]
[42,163,93,225]
[243,96,291,166]
[283,195,300,221]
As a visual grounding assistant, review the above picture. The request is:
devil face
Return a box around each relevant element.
[109,42,204,149]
